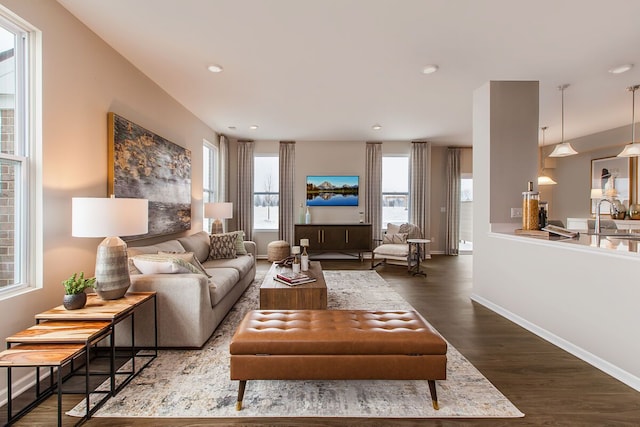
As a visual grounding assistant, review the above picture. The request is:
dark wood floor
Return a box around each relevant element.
[7,255,640,426]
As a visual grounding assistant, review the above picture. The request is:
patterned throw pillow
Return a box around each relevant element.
[132,254,206,275]
[209,233,238,260]
[158,251,211,277]
[383,233,408,244]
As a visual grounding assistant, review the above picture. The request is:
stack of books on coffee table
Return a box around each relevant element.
[274,271,317,286]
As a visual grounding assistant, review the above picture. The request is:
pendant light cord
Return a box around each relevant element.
[559,84,569,143]
[630,85,639,143]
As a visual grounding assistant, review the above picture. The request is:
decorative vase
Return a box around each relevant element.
[301,245,309,271]
[629,204,640,220]
[63,293,87,310]
[305,207,311,224]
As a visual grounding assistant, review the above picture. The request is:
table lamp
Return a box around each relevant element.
[72,196,148,300]
[204,202,233,234]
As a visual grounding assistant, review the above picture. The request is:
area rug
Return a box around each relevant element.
[69,270,524,419]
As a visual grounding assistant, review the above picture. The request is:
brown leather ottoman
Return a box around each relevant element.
[230,310,447,410]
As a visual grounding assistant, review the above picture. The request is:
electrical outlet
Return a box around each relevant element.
[511,207,522,218]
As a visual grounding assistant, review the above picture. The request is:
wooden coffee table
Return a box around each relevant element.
[260,261,327,309]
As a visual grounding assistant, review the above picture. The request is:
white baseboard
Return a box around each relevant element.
[470,293,640,392]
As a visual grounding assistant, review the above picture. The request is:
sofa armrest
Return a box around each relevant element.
[243,241,256,257]
[128,273,214,346]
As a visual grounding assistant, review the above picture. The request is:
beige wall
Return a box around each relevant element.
[229,139,469,257]
[0,0,216,398]
[473,81,640,391]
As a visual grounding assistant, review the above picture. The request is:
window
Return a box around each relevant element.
[382,156,409,225]
[202,140,218,232]
[254,156,279,230]
[0,8,40,295]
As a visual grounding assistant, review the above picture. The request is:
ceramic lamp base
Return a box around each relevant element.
[95,236,131,300]
[211,219,224,234]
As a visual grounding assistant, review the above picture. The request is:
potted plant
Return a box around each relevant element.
[62,272,96,310]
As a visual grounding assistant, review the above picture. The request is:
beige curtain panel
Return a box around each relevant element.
[409,141,430,250]
[237,140,254,240]
[365,141,382,242]
[446,148,461,255]
[279,141,295,244]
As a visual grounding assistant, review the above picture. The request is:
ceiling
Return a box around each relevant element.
[57,0,640,146]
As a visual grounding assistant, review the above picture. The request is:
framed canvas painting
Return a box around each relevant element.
[590,156,630,214]
[108,113,192,240]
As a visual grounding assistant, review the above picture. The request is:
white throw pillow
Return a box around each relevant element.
[132,254,205,275]
[386,223,401,234]
[158,251,211,277]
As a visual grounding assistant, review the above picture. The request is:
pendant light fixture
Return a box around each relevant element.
[617,84,640,157]
[537,126,557,185]
[549,84,578,157]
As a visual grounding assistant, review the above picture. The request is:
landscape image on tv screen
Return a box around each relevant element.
[306,175,359,206]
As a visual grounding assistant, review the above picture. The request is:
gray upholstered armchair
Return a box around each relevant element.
[371,223,423,271]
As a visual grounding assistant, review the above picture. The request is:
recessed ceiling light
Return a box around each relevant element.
[608,64,633,74]
[228,126,236,130]
[207,64,223,73]
[249,125,259,130]
[372,124,382,130]
[421,64,439,74]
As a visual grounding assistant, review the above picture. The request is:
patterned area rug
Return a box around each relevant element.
[69,270,524,418]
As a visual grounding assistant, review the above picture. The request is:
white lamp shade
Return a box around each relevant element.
[617,143,640,157]
[590,189,603,199]
[204,202,233,219]
[548,142,578,157]
[72,197,148,237]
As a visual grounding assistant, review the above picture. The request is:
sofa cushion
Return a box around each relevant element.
[177,231,211,263]
[208,267,241,306]
[158,251,211,277]
[128,240,185,257]
[373,243,409,257]
[209,233,237,259]
[132,254,207,275]
[202,254,254,278]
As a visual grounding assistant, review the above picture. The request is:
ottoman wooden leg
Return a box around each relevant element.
[428,380,439,410]
[236,380,247,411]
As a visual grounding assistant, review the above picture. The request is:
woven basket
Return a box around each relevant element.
[267,240,290,261]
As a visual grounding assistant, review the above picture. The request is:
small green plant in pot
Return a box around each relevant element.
[62,272,96,310]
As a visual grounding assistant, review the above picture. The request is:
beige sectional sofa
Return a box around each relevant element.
[122,231,256,348]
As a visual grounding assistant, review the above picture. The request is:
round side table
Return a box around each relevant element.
[407,238,430,277]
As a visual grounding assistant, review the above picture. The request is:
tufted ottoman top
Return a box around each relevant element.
[230,310,447,356]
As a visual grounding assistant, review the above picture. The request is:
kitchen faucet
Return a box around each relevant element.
[594,198,613,235]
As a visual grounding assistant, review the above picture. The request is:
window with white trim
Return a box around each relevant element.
[253,155,279,230]
[0,8,40,294]
[382,156,409,226]
[202,140,218,232]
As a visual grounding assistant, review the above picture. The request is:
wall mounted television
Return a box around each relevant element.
[306,175,359,206]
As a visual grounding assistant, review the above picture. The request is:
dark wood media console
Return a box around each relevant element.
[294,223,372,260]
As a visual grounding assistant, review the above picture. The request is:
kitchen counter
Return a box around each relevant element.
[490,225,640,258]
